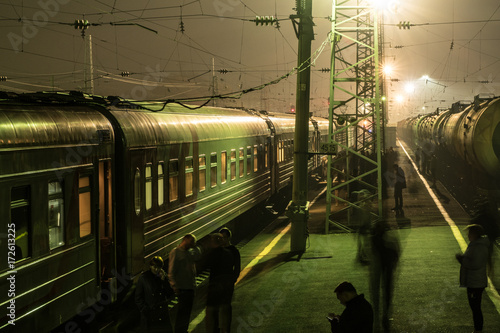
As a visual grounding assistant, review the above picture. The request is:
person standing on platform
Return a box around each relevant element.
[415,147,421,171]
[392,164,406,215]
[456,224,490,333]
[327,281,373,333]
[168,234,202,333]
[430,153,437,188]
[205,228,241,333]
[135,256,174,333]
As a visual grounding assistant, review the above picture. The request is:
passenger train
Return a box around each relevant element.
[0,91,329,332]
[397,94,500,212]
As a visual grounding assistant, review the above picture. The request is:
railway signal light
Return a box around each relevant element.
[254,16,277,26]
[398,21,411,30]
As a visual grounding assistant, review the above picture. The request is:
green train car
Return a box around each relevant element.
[0,91,329,332]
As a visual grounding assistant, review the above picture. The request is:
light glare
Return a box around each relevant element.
[405,83,415,93]
[383,65,393,76]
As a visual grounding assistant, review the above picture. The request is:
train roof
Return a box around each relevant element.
[109,103,271,147]
[0,102,114,148]
[0,91,327,149]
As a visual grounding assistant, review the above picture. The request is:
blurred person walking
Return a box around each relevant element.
[370,220,400,332]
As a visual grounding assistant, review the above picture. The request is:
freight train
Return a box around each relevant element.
[396,94,500,212]
[0,91,329,332]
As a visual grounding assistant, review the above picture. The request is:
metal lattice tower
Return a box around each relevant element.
[325,0,384,233]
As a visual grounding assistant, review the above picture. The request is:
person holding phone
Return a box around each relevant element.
[327,281,373,333]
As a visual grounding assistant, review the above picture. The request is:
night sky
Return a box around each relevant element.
[1,0,499,123]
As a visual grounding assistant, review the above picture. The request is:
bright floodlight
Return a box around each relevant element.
[370,0,399,11]
[395,95,404,103]
[404,83,415,93]
[383,64,393,76]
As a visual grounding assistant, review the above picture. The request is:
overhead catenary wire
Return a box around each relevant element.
[126,34,331,112]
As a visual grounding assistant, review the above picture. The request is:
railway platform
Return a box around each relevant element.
[182,140,500,333]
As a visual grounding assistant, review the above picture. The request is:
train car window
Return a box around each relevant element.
[246,146,251,175]
[48,181,65,250]
[286,141,289,161]
[158,163,165,206]
[265,143,268,168]
[230,150,236,181]
[278,141,283,163]
[253,146,258,172]
[185,157,194,197]
[282,141,285,162]
[199,155,206,192]
[210,153,217,188]
[134,169,141,214]
[239,148,244,178]
[79,176,92,238]
[169,159,179,202]
[221,152,227,184]
[145,164,153,211]
[10,186,31,261]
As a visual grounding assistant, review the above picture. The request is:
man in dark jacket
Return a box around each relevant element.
[135,256,174,333]
[456,224,490,333]
[205,228,241,333]
[392,164,406,215]
[328,281,373,333]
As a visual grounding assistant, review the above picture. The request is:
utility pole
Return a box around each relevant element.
[287,0,314,253]
[212,58,217,106]
[89,35,94,95]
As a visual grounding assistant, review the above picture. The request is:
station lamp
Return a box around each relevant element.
[405,83,415,94]
[369,0,400,12]
[382,64,393,76]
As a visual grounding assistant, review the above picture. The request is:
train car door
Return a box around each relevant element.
[98,160,115,294]
[129,147,156,276]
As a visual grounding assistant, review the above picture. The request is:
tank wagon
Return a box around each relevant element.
[397,94,500,209]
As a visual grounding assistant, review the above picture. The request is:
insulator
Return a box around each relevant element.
[398,21,411,30]
[254,16,276,26]
[74,19,90,30]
